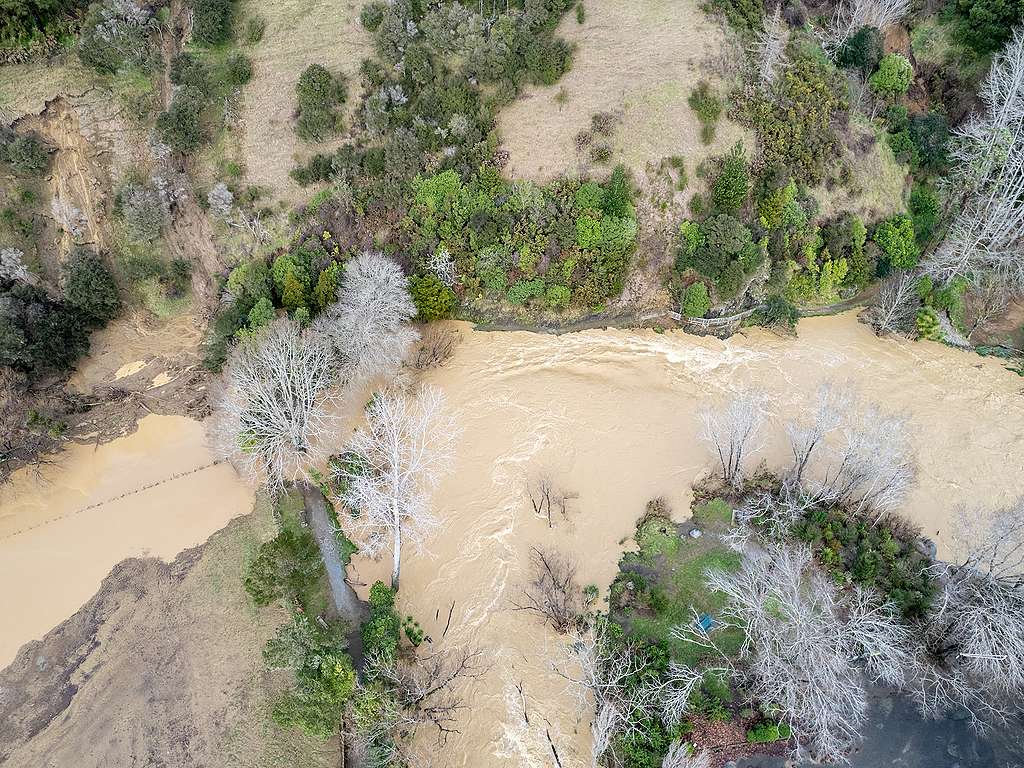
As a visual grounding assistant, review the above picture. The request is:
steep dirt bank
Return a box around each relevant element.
[0,508,337,768]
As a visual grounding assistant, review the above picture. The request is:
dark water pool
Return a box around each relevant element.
[739,689,1024,768]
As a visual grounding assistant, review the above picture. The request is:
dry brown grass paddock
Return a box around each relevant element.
[238,0,372,205]
[497,0,751,184]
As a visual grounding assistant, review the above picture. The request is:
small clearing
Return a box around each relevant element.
[238,0,373,205]
[496,0,750,183]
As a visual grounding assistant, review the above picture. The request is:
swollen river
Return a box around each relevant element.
[2,313,1023,764]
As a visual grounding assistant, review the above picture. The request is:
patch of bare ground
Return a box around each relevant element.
[496,0,751,184]
[0,505,337,768]
[238,0,373,206]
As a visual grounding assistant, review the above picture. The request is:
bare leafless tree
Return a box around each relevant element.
[313,251,420,385]
[662,742,712,768]
[867,270,920,336]
[928,29,1024,291]
[511,547,583,633]
[822,0,910,55]
[363,644,488,746]
[751,5,788,86]
[409,326,460,371]
[211,317,339,488]
[552,620,660,767]
[784,382,851,486]
[698,390,766,488]
[915,499,1024,726]
[333,383,459,590]
[426,245,457,288]
[704,539,915,763]
[526,474,577,528]
[815,404,916,522]
[965,273,1011,340]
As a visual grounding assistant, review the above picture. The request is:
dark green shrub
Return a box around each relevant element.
[748,294,799,329]
[0,281,90,375]
[61,249,120,327]
[836,25,883,76]
[244,14,265,43]
[0,0,85,45]
[224,51,253,86]
[909,184,940,245]
[688,80,722,145]
[888,130,920,166]
[869,53,913,98]
[682,281,711,317]
[873,215,919,270]
[244,527,323,607]
[0,132,49,176]
[155,85,206,153]
[409,274,456,320]
[295,64,347,142]
[360,2,386,31]
[602,165,633,217]
[169,52,211,93]
[908,112,949,172]
[363,580,400,661]
[191,0,233,45]
[745,51,848,185]
[885,103,909,132]
[711,143,749,213]
[705,0,764,34]
[956,0,1024,53]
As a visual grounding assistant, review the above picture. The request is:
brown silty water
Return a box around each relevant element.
[2,313,1022,763]
[345,314,1024,767]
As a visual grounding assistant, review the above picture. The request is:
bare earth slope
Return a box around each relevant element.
[0,508,335,768]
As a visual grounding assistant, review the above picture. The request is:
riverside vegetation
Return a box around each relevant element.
[2,0,1024,765]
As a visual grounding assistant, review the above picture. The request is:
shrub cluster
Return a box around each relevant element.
[295,64,348,142]
[741,46,849,185]
[403,165,637,312]
[1,0,84,47]
[688,81,723,144]
[0,248,119,377]
[792,505,936,618]
[675,213,765,301]
[0,129,50,176]
[78,0,157,74]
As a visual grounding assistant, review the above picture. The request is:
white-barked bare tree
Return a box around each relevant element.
[333,383,459,590]
[211,316,339,488]
[313,250,420,385]
[698,389,767,488]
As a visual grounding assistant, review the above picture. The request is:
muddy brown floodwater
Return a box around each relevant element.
[0,414,254,667]
[345,313,1024,767]
[2,313,1022,766]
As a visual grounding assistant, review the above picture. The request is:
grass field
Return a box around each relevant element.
[496,0,750,183]
[238,0,372,205]
[611,501,744,667]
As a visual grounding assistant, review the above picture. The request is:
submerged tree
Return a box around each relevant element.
[333,384,459,590]
[313,251,420,384]
[698,390,766,488]
[915,498,1024,726]
[212,317,339,487]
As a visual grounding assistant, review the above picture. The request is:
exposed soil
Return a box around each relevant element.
[0,508,337,768]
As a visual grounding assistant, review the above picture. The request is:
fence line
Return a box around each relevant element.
[1,460,226,541]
